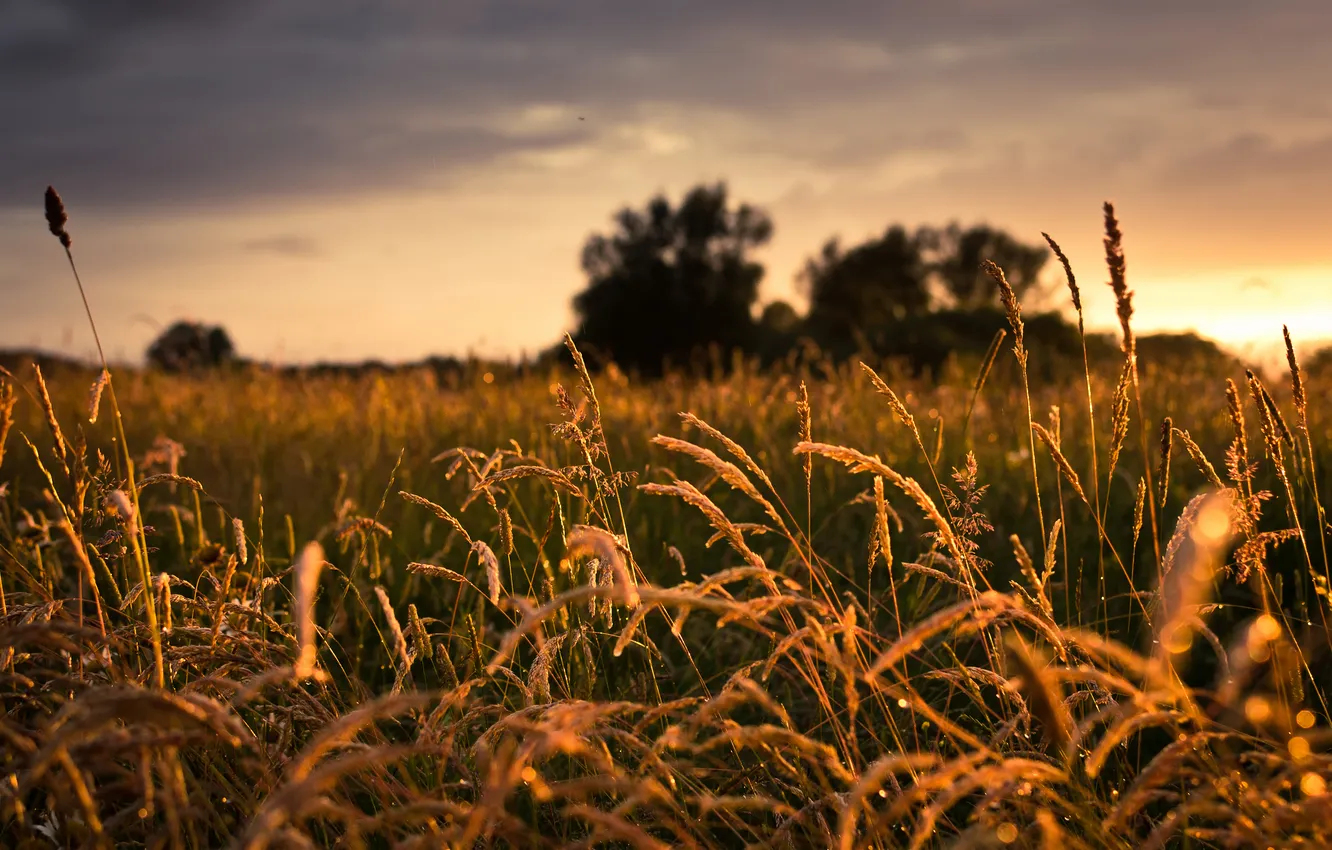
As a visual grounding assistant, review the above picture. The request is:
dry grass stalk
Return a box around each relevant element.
[865,592,1012,679]
[210,554,239,646]
[407,562,467,581]
[1104,731,1233,831]
[1043,233,1080,323]
[292,541,325,679]
[87,369,110,424]
[874,475,893,572]
[157,572,173,633]
[837,752,944,850]
[44,186,72,248]
[613,603,657,657]
[1158,417,1173,508]
[795,441,968,570]
[1133,478,1146,544]
[55,519,106,635]
[796,381,813,483]
[498,508,514,556]
[0,377,15,470]
[1248,370,1294,454]
[858,363,917,435]
[472,540,502,604]
[233,518,247,567]
[982,260,1025,362]
[1225,378,1250,471]
[640,479,766,571]
[399,491,472,544]
[1013,526,1058,620]
[1005,634,1072,759]
[406,603,431,662]
[1086,709,1187,779]
[681,411,776,494]
[335,516,393,542]
[1031,422,1086,503]
[107,489,138,537]
[566,525,638,608]
[1171,427,1224,489]
[527,628,577,703]
[1107,363,1132,478]
[1103,201,1134,357]
[1284,325,1308,431]
[477,464,584,496]
[651,434,785,531]
[134,474,202,497]
[32,365,68,469]
[1155,490,1236,660]
[374,586,412,674]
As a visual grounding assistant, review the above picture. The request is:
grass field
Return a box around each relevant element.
[2,228,1332,847]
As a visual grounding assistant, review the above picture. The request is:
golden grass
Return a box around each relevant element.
[1,199,1330,847]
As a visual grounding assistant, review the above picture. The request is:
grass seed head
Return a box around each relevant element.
[44,186,72,248]
[232,518,247,566]
[982,260,1025,359]
[472,539,502,604]
[566,525,638,607]
[1284,325,1308,431]
[293,541,325,679]
[1156,490,1236,660]
[108,489,137,536]
[88,369,110,424]
[1005,634,1073,760]
[1103,200,1135,356]
[1042,232,1080,317]
[374,585,411,672]
[0,378,15,469]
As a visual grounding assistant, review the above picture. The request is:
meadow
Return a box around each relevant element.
[1,211,1331,848]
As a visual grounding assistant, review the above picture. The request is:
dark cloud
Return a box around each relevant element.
[2,1,1330,210]
[1163,133,1332,190]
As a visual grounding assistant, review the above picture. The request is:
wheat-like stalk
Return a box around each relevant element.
[87,369,110,425]
[566,525,638,608]
[472,539,502,604]
[0,377,15,471]
[232,518,247,567]
[292,542,325,679]
[1154,490,1236,662]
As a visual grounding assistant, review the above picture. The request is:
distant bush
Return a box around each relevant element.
[146,321,235,372]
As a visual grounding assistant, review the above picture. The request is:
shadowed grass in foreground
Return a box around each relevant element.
[0,196,1329,847]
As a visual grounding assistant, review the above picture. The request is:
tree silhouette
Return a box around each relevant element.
[921,222,1049,308]
[146,321,235,372]
[758,300,800,335]
[799,222,1050,357]
[571,183,772,376]
[800,226,931,348]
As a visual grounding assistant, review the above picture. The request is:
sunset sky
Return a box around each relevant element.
[3,1,1331,364]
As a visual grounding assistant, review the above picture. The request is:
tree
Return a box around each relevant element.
[921,222,1049,309]
[571,183,772,376]
[798,222,1050,357]
[758,300,800,335]
[800,226,931,350]
[146,321,235,372]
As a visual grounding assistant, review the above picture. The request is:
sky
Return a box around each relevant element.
[3,1,1332,364]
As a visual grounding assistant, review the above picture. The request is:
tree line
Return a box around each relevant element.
[568,181,1058,377]
[136,180,1237,378]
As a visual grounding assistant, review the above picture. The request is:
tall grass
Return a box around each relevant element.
[0,196,1329,847]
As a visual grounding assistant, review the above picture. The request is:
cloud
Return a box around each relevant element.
[4,1,1330,212]
[1163,132,1332,190]
[241,234,324,259]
